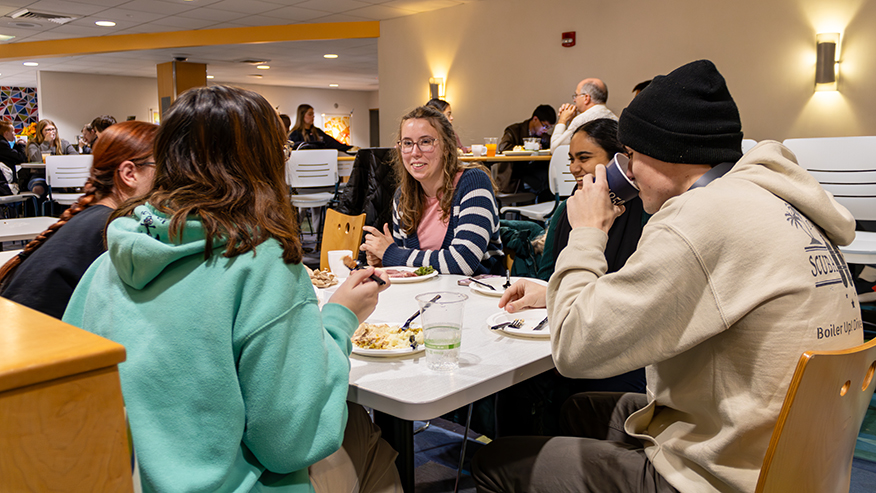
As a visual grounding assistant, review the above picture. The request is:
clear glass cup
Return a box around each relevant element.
[484,137,498,157]
[416,291,467,371]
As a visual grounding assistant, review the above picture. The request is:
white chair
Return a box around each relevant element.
[500,145,574,222]
[44,155,93,216]
[742,139,758,153]
[285,149,338,239]
[783,136,876,265]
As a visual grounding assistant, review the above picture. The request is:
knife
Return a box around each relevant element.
[532,316,548,331]
[468,277,496,291]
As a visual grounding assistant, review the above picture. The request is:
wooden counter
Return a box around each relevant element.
[0,298,132,492]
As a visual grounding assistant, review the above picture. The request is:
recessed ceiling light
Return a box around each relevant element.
[0,34,14,41]
[95,21,115,27]
[23,62,38,67]
[248,74,263,78]
[206,75,214,79]
[324,54,338,59]
[256,65,270,70]
[329,84,339,87]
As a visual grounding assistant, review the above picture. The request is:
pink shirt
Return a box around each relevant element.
[417,171,463,250]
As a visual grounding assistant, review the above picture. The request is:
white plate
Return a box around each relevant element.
[486,309,550,338]
[351,322,424,357]
[502,150,537,156]
[383,266,439,284]
[352,345,425,357]
[469,276,548,297]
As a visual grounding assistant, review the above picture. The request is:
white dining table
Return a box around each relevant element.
[0,217,57,244]
[343,274,555,492]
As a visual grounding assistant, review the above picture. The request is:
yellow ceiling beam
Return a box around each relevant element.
[0,21,380,60]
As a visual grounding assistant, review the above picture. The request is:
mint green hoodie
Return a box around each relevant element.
[63,204,358,493]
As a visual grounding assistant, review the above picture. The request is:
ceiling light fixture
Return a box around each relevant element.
[256,65,270,70]
[95,21,115,27]
[23,62,38,66]
[0,34,14,41]
[329,84,339,87]
[206,75,214,79]
[324,54,338,59]
[248,74,263,78]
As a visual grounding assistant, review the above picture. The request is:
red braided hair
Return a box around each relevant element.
[0,121,157,291]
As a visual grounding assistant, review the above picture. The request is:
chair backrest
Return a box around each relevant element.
[755,337,876,493]
[286,150,338,189]
[742,139,758,153]
[338,158,354,180]
[320,208,367,270]
[45,155,93,188]
[783,136,876,220]
[548,145,575,197]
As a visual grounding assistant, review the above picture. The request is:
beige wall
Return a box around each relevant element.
[37,71,159,145]
[36,71,377,147]
[378,0,876,147]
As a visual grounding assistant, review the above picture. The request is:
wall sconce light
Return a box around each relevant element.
[429,77,445,100]
[815,32,839,91]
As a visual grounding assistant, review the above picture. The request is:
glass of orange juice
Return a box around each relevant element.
[484,137,498,157]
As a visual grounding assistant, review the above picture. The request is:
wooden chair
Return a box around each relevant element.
[755,337,876,493]
[320,208,366,271]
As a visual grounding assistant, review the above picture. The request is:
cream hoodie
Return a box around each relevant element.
[547,141,863,493]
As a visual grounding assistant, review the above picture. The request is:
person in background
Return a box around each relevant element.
[550,78,617,152]
[90,115,117,143]
[496,104,557,199]
[473,59,861,493]
[1,121,158,319]
[62,85,400,493]
[0,121,28,196]
[289,104,359,153]
[279,113,292,137]
[78,123,95,154]
[360,105,503,276]
[24,119,79,197]
[632,79,652,97]
[425,98,468,152]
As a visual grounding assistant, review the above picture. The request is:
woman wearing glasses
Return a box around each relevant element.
[360,106,503,275]
[0,121,157,319]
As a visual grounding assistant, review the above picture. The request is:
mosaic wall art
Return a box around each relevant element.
[0,87,38,133]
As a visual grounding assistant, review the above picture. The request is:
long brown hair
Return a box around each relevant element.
[289,103,316,140]
[33,119,63,154]
[113,85,303,263]
[0,121,158,290]
[394,106,493,236]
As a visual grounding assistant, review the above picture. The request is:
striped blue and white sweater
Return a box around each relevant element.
[383,168,503,275]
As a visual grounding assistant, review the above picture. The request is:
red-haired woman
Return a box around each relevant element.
[0,121,158,318]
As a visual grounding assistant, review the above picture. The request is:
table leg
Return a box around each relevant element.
[373,410,414,493]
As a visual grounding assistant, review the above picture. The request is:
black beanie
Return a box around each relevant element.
[618,60,743,165]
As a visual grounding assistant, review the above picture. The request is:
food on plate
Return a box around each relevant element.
[512,145,525,151]
[310,268,338,288]
[383,266,436,278]
[353,323,424,350]
[341,254,358,270]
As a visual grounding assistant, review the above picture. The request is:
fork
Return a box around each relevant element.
[490,319,524,330]
[399,294,441,330]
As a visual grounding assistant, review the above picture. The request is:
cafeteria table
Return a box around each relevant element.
[345,274,555,492]
[0,217,56,246]
[337,153,552,165]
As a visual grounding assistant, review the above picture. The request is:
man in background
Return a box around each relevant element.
[495,105,557,198]
[550,78,616,152]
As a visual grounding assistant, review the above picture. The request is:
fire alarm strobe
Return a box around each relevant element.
[562,31,576,47]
